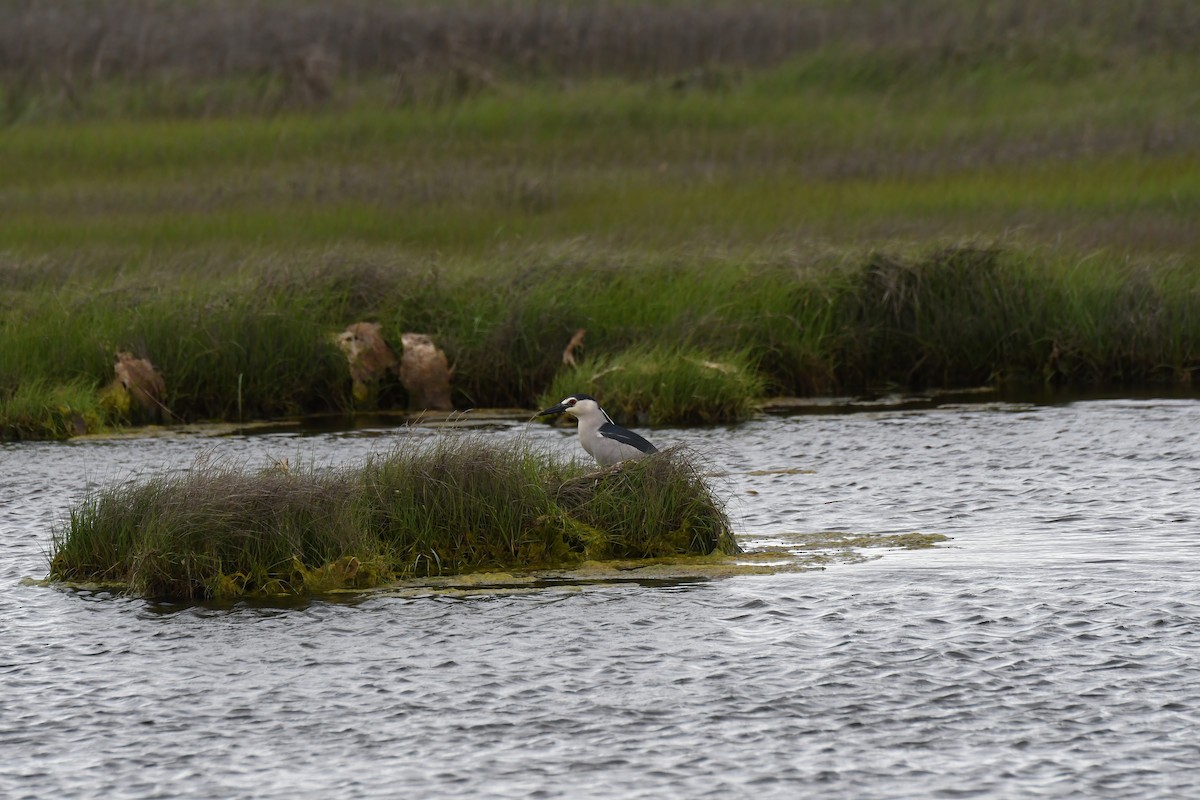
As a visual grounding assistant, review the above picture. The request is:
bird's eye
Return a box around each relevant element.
[566,398,576,406]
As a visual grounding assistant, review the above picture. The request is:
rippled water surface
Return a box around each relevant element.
[3,399,1199,798]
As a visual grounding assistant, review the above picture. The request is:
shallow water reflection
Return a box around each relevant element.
[2,398,1199,798]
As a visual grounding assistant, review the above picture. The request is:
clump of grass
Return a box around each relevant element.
[832,245,1035,388]
[357,435,574,575]
[829,245,1200,390]
[542,345,764,425]
[48,434,737,600]
[1040,260,1200,386]
[49,453,388,599]
[554,447,740,559]
[0,378,109,439]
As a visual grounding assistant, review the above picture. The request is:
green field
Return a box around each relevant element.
[2,1,1198,438]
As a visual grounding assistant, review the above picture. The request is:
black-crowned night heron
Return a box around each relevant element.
[537,393,658,466]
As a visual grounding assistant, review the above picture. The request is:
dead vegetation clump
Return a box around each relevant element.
[334,324,455,411]
[336,321,400,407]
[398,332,453,411]
[105,351,167,422]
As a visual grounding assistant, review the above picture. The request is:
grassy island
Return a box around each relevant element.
[48,436,739,600]
[2,0,1198,439]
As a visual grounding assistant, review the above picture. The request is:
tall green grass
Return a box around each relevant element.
[48,435,737,600]
[829,246,1200,388]
[543,346,764,425]
[397,246,1200,401]
[0,276,351,428]
[0,378,105,440]
[4,243,1199,439]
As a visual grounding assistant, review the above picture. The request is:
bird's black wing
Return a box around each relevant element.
[599,422,658,455]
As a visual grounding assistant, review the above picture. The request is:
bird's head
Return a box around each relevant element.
[536,393,601,420]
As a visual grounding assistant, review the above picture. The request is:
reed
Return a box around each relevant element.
[832,245,1034,388]
[48,435,736,599]
[382,246,1200,402]
[554,448,739,558]
[124,289,351,421]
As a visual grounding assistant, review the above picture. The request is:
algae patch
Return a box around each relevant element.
[360,530,950,598]
[44,529,950,601]
[735,530,951,570]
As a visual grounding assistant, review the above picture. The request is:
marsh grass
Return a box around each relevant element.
[3,243,1199,440]
[128,291,351,421]
[543,346,764,425]
[1,275,352,433]
[0,378,105,439]
[831,246,1200,389]
[2,1,1198,437]
[833,245,1034,388]
[2,42,1196,255]
[48,434,736,600]
[554,448,739,558]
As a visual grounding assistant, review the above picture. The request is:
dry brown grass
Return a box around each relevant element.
[2,0,1195,99]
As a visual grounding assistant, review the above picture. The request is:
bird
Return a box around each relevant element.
[536,393,658,467]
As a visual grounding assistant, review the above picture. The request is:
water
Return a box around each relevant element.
[2,398,1199,799]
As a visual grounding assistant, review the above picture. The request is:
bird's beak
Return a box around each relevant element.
[536,402,568,417]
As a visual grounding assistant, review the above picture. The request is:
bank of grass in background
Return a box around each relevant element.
[4,243,1200,440]
[48,434,737,600]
